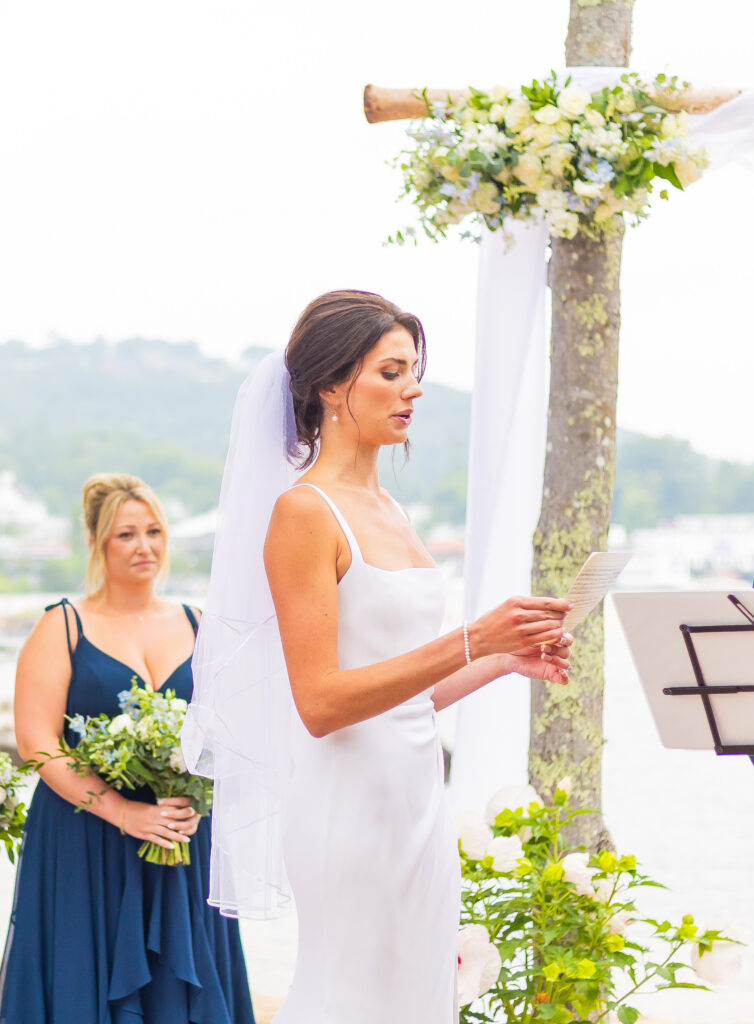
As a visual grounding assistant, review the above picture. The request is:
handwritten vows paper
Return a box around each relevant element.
[563,552,632,632]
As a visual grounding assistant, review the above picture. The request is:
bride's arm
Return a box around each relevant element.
[264,487,571,738]
[431,640,572,712]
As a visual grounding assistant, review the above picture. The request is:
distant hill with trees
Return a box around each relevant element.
[4,338,753,534]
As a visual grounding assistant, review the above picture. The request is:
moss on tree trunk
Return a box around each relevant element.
[529,3,631,850]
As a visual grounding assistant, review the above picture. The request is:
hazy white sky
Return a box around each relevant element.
[1,1,752,462]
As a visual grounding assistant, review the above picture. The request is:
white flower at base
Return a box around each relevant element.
[485,784,542,826]
[108,714,136,737]
[485,834,524,873]
[455,810,492,860]
[545,208,579,239]
[557,85,591,119]
[457,924,502,1006]
[574,179,603,199]
[584,107,606,128]
[556,776,572,797]
[562,852,596,895]
[691,917,746,986]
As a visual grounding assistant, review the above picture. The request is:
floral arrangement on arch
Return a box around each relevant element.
[390,72,708,244]
[454,780,743,1023]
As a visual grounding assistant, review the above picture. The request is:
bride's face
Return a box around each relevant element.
[326,326,423,449]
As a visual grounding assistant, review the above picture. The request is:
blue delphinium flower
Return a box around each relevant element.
[69,714,87,737]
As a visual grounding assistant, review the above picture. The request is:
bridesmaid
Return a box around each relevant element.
[0,473,255,1024]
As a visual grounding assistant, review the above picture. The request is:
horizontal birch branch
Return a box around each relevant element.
[363,83,743,123]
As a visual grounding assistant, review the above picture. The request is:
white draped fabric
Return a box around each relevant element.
[449,71,754,810]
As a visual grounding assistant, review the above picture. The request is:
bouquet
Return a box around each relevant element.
[0,752,27,863]
[64,678,212,865]
[390,71,709,245]
[455,781,740,1023]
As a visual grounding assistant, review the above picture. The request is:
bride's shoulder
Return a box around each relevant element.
[270,484,336,535]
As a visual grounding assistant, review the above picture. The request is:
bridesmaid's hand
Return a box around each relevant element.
[157,796,202,837]
[120,798,197,848]
[502,633,573,686]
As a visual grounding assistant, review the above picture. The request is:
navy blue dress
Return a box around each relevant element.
[0,600,256,1024]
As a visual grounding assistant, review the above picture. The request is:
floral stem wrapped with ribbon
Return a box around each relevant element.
[63,678,213,866]
[390,71,708,245]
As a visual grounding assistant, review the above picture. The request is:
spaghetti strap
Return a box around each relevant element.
[386,493,410,522]
[44,598,82,668]
[182,604,200,636]
[290,483,364,563]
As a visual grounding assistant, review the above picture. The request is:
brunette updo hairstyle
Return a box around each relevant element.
[82,473,169,594]
[285,290,427,468]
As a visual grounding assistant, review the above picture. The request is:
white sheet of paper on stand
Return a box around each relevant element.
[563,551,632,632]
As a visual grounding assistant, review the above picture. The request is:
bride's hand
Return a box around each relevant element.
[472,596,572,658]
[502,634,573,685]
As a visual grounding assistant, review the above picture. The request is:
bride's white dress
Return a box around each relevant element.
[274,485,461,1023]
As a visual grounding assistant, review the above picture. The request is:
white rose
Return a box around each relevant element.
[485,784,542,826]
[488,103,506,123]
[545,208,579,239]
[169,747,188,774]
[513,153,543,189]
[533,123,558,147]
[533,104,561,125]
[472,182,500,215]
[616,91,636,113]
[455,810,492,860]
[489,85,508,103]
[108,714,135,737]
[561,852,596,895]
[573,179,603,199]
[584,107,605,128]
[503,97,531,133]
[538,187,567,211]
[170,698,187,713]
[675,158,704,187]
[485,834,524,873]
[457,925,502,1006]
[691,917,746,986]
[594,202,616,223]
[557,85,591,119]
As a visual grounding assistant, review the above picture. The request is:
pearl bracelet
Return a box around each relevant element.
[462,621,472,665]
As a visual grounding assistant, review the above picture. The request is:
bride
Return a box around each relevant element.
[183,289,572,1023]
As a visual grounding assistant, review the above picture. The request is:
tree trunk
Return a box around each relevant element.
[528,2,632,850]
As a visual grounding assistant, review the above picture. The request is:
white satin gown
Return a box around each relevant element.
[274,485,461,1023]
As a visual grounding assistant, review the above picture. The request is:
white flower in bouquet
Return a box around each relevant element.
[108,714,136,737]
[661,112,689,138]
[457,924,502,1006]
[485,834,524,873]
[584,107,606,128]
[513,153,543,189]
[472,182,500,216]
[533,104,561,125]
[169,747,187,774]
[488,85,509,103]
[675,157,705,187]
[574,179,604,199]
[503,97,531,133]
[615,91,636,113]
[0,787,6,805]
[545,208,579,239]
[557,85,591,119]
[488,103,506,124]
[455,810,492,860]
[485,784,542,826]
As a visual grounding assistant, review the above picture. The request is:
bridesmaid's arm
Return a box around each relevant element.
[14,607,191,849]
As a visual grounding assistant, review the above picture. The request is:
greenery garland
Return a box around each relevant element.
[390,72,708,244]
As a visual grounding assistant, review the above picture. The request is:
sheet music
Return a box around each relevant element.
[563,552,632,632]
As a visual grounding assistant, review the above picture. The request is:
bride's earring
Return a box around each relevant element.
[331,411,338,422]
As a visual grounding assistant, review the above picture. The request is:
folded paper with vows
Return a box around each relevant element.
[563,552,632,632]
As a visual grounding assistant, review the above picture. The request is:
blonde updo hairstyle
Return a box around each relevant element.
[82,473,169,595]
